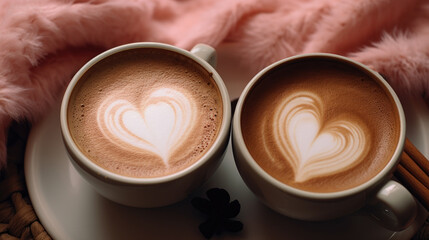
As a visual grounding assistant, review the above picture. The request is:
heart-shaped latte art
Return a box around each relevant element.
[272,92,370,182]
[97,88,195,165]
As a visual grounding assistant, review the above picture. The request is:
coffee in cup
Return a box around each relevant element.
[240,58,400,193]
[232,53,416,230]
[67,48,223,178]
[61,43,231,208]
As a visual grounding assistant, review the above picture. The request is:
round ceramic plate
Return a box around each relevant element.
[25,45,428,239]
[25,97,428,240]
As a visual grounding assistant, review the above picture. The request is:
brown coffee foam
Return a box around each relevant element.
[241,58,401,193]
[68,48,223,178]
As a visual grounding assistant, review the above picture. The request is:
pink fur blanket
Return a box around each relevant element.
[1,0,429,168]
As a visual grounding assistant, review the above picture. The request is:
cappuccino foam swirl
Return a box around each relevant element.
[241,59,400,192]
[269,92,370,182]
[67,47,224,178]
[97,88,196,165]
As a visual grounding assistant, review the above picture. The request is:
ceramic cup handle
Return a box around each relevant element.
[366,180,417,230]
[190,44,217,68]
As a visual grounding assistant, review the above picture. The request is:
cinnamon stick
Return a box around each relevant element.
[404,138,429,176]
[394,163,429,211]
[400,152,429,189]
[394,139,429,211]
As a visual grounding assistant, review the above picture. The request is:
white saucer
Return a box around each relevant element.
[24,95,428,240]
[24,44,429,239]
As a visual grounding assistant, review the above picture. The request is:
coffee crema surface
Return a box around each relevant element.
[68,48,223,178]
[241,59,400,193]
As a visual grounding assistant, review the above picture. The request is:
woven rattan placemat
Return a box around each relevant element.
[1,121,50,239]
[1,120,428,240]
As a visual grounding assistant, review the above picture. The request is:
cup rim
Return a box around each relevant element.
[60,42,231,185]
[233,53,406,200]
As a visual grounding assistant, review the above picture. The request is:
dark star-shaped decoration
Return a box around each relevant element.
[191,188,243,239]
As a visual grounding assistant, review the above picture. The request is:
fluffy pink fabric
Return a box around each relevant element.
[0,0,428,168]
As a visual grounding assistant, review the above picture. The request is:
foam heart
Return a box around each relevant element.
[97,88,195,165]
[272,92,369,182]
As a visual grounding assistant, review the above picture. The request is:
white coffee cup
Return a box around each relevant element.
[232,53,416,230]
[60,42,231,208]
